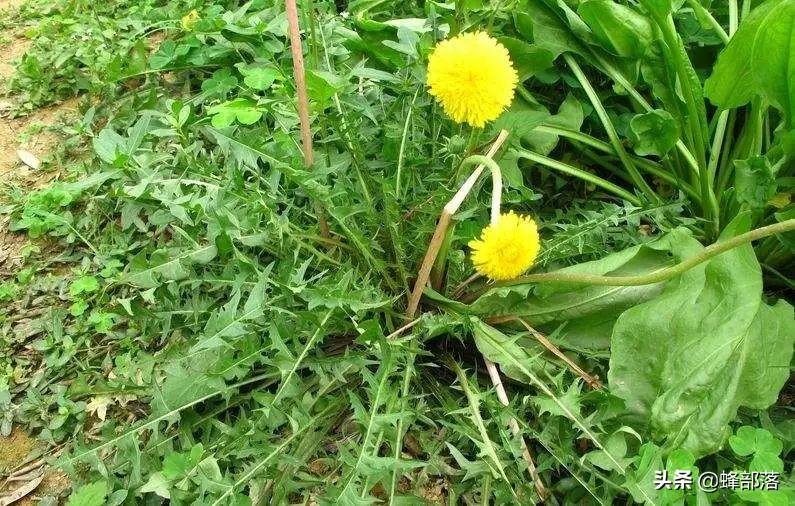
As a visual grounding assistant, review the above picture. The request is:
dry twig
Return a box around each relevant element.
[284,0,330,238]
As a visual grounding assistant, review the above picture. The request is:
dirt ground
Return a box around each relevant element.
[0,429,70,504]
[0,0,79,270]
[1,0,73,503]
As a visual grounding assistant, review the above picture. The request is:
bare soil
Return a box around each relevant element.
[1,0,80,272]
[0,2,73,502]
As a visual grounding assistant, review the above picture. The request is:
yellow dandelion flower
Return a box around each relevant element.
[427,31,518,127]
[469,212,540,281]
[181,10,200,31]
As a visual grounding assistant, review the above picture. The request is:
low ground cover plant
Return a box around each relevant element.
[1,0,793,504]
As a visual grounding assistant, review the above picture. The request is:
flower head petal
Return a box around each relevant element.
[468,212,540,281]
[427,32,518,127]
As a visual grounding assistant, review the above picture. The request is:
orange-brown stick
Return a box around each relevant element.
[284,0,329,238]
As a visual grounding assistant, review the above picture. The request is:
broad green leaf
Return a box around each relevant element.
[497,37,554,81]
[69,275,99,296]
[513,11,534,40]
[238,64,279,91]
[306,69,344,106]
[639,0,674,19]
[578,0,653,58]
[658,448,700,505]
[149,40,190,69]
[150,362,226,420]
[206,98,263,128]
[93,127,125,164]
[191,285,266,353]
[456,229,696,350]
[609,215,795,457]
[584,431,631,472]
[106,489,128,506]
[490,103,550,140]
[729,426,758,456]
[623,443,663,505]
[750,0,795,123]
[201,68,238,97]
[162,444,204,480]
[123,245,217,288]
[729,426,784,457]
[734,156,777,209]
[705,0,789,111]
[140,472,170,499]
[628,109,679,157]
[523,93,584,156]
[522,0,586,57]
[67,481,108,506]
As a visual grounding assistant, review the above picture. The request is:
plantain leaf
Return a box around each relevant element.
[750,0,795,124]
[705,0,794,122]
[608,215,795,457]
[454,229,702,350]
[521,0,586,57]
[578,0,653,58]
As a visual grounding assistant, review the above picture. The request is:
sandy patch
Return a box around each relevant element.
[1,0,80,274]
[0,0,26,12]
[0,427,35,472]
[0,428,70,504]
[0,34,30,81]
[0,97,79,181]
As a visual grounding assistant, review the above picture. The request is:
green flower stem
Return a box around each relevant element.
[594,50,719,233]
[651,12,720,233]
[514,148,641,205]
[564,55,660,204]
[708,111,730,186]
[713,1,740,207]
[502,219,795,287]
[729,0,740,34]
[657,14,709,168]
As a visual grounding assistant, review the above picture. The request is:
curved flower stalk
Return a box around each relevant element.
[406,131,508,317]
[403,129,547,499]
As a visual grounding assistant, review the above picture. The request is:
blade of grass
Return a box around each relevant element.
[564,55,659,205]
[513,148,641,205]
